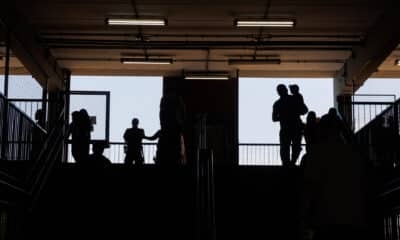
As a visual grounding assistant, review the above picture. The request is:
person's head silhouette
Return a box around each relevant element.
[276,84,288,97]
[289,84,299,95]
[328,108,338,118]
[35,109,43,122]
[307,111,317,124]
[72,111,80,122]
[132,118,139,128]
[92,140,108,156]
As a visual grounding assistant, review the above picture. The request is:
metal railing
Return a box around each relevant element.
[65,141,307,166]
[0,94,47,161]
[0,95,67,211]
[351,101,394,132]
[339,95,397,132]
[239,143,306,166]
[67,142,157,164]
[66,142,309,166]
[7,98,45,123]
[357,108,400,168]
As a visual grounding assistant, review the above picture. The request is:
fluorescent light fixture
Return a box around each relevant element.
[184,72,230,80]
[396,59,400,66]
[229,59,281,65]
[235,19,295,27]
[121,58,173,65]
[107,18,166,26]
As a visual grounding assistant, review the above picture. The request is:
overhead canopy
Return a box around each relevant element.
[1,0,399,90]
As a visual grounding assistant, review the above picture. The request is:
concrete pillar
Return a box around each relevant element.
[334,68,355,130]
[163,76,239,166]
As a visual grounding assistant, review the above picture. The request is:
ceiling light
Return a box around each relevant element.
[107,18,166,26]
[235,19,295,28]
[121,58,173,65]
[184,72,230,80]
[396,59,400,66]
[229,59,281,65]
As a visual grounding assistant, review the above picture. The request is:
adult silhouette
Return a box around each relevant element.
[31,109,46,160]
[154,95,186,165]
[88,140,111,167]
[300,111,319,168]
[69,109,92,165]
[123,118,155,165]
[300,107,368,240]
[304,111,318,153]
[318,108,351,143]
[289,84,308,115]
[272,84,308,166]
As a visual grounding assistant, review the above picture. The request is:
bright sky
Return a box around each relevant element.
[71,76,162,142]
[3,75,400,145]
[356,78,400,100]
[239,78,334,143]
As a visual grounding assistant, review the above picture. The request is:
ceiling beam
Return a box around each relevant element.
[334,1,400,94]
[42,39,362,50]
[0,1,65,91]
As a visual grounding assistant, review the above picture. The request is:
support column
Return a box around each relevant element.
[334,65,354,130]
[164,76,239,166]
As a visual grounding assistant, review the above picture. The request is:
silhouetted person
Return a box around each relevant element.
[155,95,186,165]
[88,140,111,167]
[34,108,46,129]
[300,111,319,168]
[272,84,307,166]
[123,118,154,165]
[31,109,46,160]
[300,107,368,240]
[289,84,308,116]
[318,108,350,144]
[304,111,318,153]
[69,109,92,165]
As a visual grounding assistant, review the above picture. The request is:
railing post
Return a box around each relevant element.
[17,114,23,161]
[1,99,9,161]
[62,69,70,163]
[393,103,399,134]
[196,148,216,240]
[1,30,10,161]
[41,85,48,130]
[337,95,354,131]
[3,29,10,98]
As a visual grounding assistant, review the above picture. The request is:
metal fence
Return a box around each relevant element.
[238,143,305,166]
[383,209,400,240]
[354,98,400,167]
[8,98,45,122]
[67,142,157,164]
[351,101,394,132]
[0,94,46,161]
[339,95,397,132]
[66,142,299,166]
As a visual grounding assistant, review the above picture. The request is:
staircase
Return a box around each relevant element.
[29,165,196,239]
[23,164,301,240]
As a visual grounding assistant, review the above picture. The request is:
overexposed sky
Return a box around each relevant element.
[239,78,334,143]
[71,76,162,142]
[4,75,400,144]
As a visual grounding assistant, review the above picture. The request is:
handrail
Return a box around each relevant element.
[0,93,50,196]
[6,97,47,133]
[26,108,66,184]
[338,97,398,133]
[356,99,400,134]
[0,92,68,209]
[196,149,216,240]
[27,107,68,210]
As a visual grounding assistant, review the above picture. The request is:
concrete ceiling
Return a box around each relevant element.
[3,0,400,78]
